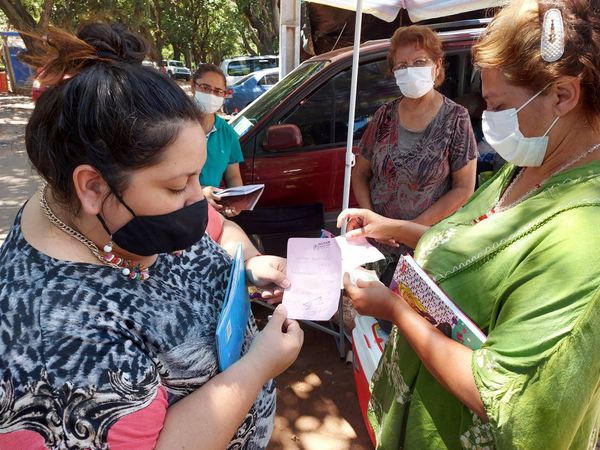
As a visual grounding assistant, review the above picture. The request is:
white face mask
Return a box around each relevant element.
[394,66,435,99]
[194,91,224,114]
[482,87,560,167]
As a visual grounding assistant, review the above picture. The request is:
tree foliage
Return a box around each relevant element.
[0,0,280,65]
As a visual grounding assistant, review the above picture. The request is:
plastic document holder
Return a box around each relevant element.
[216,244,250,372]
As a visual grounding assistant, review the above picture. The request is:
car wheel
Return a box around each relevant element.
[185,76,190,82]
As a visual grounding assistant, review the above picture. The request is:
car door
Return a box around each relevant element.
[249,57,398,216]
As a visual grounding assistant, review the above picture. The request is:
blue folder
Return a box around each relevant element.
[216,244,251,372]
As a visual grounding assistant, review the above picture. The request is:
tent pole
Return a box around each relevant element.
[341,0,364,235]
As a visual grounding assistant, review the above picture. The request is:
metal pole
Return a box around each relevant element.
[279,0,301,78]
[1,35,17,93]
[341,0,364,235]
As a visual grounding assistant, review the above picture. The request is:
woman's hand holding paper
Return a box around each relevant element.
[246,255,290,304]
[248,305,304,379]
[337,208,399,248]
[343,273,399,321]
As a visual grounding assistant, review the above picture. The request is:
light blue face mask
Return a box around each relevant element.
[481,87,560,167]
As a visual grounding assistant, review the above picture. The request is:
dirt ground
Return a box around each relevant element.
[0,91,373,450]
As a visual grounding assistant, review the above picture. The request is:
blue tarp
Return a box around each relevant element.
[1,31,35,92]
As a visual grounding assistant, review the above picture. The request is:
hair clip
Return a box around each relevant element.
[541,8,565,62]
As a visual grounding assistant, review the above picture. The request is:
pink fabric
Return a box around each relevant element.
[106,385,168,449]
[206,203,224,243]
[0,386,168,449]
[0,429,47,449]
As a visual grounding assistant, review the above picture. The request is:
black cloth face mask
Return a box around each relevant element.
[97,193,209,257]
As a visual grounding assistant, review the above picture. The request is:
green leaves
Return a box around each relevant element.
[1,0,279,65]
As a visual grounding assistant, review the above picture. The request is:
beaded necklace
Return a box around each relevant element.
[39,186,150,281]
[472,143,600,224]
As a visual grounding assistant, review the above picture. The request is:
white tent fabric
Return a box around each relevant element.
[306,0,505,23]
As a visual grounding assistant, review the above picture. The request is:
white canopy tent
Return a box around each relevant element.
[306,0,506,23]
[304,0,505,229]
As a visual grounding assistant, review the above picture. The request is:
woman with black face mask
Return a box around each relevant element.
[0,23,302,449]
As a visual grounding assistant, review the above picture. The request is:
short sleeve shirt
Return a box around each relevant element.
[200,115,244,188]
[0,209,275,449]
[359,96,477,254]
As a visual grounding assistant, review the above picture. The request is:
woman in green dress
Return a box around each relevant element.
[339,1,600,448]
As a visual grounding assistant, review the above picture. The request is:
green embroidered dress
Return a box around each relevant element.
[368,161,600,449]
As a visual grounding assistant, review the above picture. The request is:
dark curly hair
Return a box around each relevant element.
[24,22,201,210]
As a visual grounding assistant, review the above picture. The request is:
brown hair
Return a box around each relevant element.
[387,25,445,87]
[192,63,226,86]
[473,0,600,128]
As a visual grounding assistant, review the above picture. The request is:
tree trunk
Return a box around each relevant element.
[150,0,164,64]
[271,0,280,36]
[239,0,278,55]
[0,0,44,55]
[239,28,257,56]
[39,0,54,30]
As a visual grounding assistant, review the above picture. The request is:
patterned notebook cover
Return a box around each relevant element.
[390,255,487,350]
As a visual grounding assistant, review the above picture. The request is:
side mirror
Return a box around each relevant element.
[263,124,303,152]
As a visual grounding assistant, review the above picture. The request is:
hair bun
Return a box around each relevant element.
[77,22,148,64]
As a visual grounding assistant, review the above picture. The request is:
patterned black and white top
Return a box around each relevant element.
[0,208,275,449]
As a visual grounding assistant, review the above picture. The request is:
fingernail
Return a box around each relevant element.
[282,279,291,289]
[267,315,273,321]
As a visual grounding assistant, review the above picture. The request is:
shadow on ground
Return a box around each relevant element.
[254,306,373,450]
[0,94,39,243]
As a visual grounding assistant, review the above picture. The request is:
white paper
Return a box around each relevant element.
[282,238,342,321]
[282,236,384,321]
[232,116,253,137]
[335,236,384,286]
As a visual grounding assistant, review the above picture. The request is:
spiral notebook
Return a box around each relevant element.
[216,244,251,371]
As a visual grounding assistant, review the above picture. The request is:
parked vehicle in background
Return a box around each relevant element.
[229,20,489,236]
[142,59,160,71]
[161,60,191,81]
[223,68,279,115]
[220,55,278,86]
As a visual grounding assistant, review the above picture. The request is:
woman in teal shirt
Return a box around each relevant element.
[191,64,244,217]
[339,1,600,448]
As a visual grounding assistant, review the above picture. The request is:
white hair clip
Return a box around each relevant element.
[541,8,565,62]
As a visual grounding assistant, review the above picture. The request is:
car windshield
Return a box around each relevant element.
[226,57,278,76]
[230,60,327,137]
[171,61,184,67]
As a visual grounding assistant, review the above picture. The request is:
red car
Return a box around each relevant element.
[229,20,488,237]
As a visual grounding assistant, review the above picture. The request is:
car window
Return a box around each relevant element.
[276,59,397,148]
[230,61,327,137]
[333,59,398,143]
[232,73,255,86]
[439,52,474,100]
[253,58,278,72]
[280,75,335,147]
[259,74,279,86]
[226,58,278,77]
[227,61,252,77]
